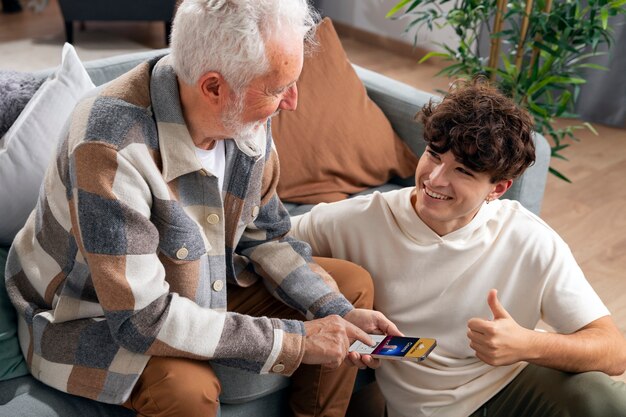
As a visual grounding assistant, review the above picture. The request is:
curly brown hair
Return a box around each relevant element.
[418,80,535,182]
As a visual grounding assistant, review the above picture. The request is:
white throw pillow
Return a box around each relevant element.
[0,43,95,245]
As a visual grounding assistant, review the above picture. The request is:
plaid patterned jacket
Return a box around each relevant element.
[5,55,353,404]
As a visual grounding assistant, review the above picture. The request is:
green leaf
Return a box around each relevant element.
[551,152,569,161]
[533,41,559,57]
[435,62,467,77]
[528,100,550,117]
[574,63,609,71]
[567,52,607,66]
[527,76,587,97]
[405,1,423,13]
[601,7,609,29]
[552,144,571,152]
[418,51,450,63]
[387,0,416,18]
[583,122,599,135]
[556,90,573,115]
[501,53,514,75]
[549,167,572,183]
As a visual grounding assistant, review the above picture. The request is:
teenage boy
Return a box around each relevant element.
[291,81,626,417]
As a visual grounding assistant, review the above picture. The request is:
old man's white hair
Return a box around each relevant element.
[170,0,319,92]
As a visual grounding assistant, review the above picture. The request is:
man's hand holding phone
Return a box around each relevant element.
[343,309,403,369]
[301,315,371,369]
[301,309,402,370]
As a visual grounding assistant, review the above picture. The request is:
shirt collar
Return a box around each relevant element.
[390,187,498,244]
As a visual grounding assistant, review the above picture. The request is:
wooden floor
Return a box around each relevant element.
[2,1,625,380]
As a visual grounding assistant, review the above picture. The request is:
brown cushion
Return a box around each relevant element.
[271,18,418,204]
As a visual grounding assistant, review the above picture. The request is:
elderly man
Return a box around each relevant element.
[292,81,626,417]
[5,1,398,416]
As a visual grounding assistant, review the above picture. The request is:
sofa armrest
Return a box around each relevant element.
[353,64,434,158]
[353,63,550,215]
[502,132,550,215]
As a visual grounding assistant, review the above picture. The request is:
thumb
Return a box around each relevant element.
[346,321,374,346]
[383,320,405,337]
[487,289,511,320]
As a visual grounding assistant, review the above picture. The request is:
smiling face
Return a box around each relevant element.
[412,147,511,236]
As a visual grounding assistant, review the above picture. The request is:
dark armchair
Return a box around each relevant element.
[57,0,178,45]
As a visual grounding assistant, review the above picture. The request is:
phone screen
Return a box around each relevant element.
[372,336,424,359]
[349,335,436,361]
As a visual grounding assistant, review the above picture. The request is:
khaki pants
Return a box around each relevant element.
[123,257,374,417]
[469,363,626,417]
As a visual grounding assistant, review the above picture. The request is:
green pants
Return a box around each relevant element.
[468,364,626,417]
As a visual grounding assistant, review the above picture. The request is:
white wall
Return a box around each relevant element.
[315,0,460,52]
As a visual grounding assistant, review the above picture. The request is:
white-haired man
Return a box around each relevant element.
[5,1,399,416]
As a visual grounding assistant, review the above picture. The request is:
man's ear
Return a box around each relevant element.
[488,179,513,200]
[197,71,226,106]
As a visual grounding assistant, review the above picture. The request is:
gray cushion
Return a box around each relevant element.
[219,388,289,417]
[0,246,28,381]
[0,376,132,417]
[0,71,44,138]
[213,363,290,404]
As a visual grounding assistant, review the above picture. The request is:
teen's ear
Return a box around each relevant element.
[488,179,513,201]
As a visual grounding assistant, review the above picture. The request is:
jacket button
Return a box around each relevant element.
[252,206,260,218]
[176,247,189,260]
[272,364,285,373]
[206,214,220,225]
[212,280,224,292]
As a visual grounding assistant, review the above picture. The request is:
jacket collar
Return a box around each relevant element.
[150,55,202,183]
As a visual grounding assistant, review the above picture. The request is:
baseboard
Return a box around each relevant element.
[331,20,430,61]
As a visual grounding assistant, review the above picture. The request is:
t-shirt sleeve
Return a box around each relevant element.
[290,203,337,258]
[540,238,610,334]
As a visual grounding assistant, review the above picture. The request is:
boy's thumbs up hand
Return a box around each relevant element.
[467,289,535,366]
[488,289,512,320]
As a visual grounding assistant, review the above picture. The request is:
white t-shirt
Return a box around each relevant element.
[291,188,609,417]
[195,139,226,191]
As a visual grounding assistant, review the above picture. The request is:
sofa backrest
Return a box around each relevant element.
[33,49,549,215]
[34,48,170,87]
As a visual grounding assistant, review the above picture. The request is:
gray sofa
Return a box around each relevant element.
[0,49,550,417]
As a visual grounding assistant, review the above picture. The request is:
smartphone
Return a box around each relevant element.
[349,334,436,362]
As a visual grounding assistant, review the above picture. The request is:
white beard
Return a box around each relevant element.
[232,122,266,158]
[221,96,268,159]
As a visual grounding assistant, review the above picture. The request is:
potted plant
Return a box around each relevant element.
[388,0,626,181]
